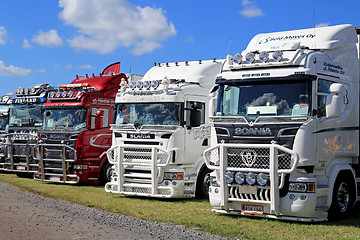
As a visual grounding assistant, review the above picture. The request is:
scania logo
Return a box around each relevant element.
[240,149,257,167]
[234,127,272,136]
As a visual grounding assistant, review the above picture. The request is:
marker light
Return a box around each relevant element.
[224,171,234,184]
[30,87,36,94]
[136,81,143,89]
[259,51,269,62]
[151,80,159,89]
[55,92,61,98]
[233,53,242,64]
[245,172,256,185]
[273,50,283,62]
[256,173,269,186]
[143,81,151,90]
[49,91,56,98]
[245,52,256,63]
[24,87,29,95]
[234,172,245,184]
[61,91,68,98]
[128,81,136,90]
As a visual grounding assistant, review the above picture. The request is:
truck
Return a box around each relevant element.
[0,93,13,170]
[2,84,53,175]
[105,59,223,198]
[203,24,360,221]
[33,63,128,185]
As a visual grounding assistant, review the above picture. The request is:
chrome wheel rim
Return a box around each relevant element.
[337,182,350,213]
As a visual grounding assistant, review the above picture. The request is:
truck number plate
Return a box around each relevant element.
[50,176,61,182]
[241,204,264,215]
[16,165,26,171]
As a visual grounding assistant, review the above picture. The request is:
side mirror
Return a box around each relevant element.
[190,109,201,127]
[326,83,345,118]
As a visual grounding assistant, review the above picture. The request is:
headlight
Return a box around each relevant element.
[224,171,234,183]
[74,164,88,170]
[128,81,136,90]
[273,50,283,62]
[259,51,269,62]
[233,53,242,64]
[143,81,151,89]
[256,173,269,186]
[245,52,255,63]
[136,81,143,89]
[288,182,315,193]
[151,80,159,89]
[245,172,256,185]
[164,172,183,180]
[234,172,245,184]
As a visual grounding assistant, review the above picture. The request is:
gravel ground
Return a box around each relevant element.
[0,181,230,240]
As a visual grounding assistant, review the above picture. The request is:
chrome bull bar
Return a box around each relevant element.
[2,133,38,172]
[105,145,171,196]
[203,142,299,215]
[32,143,78,184]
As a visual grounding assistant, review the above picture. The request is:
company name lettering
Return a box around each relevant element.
[259,34,315,44]
[235,127,272,136]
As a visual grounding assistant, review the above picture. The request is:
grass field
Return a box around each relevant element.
[1,173,360,240]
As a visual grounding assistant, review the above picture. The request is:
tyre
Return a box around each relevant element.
[196,167,211,199]
[328,172,356,220]
[99,160,113,185]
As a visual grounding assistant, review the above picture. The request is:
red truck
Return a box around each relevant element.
[33,63,127,185]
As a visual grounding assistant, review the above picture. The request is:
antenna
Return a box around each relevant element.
[225,38,232,56]
[129,66,132,81]
[313,8,317,63]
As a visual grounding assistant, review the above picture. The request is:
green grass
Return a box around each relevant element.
[1,173,360,240]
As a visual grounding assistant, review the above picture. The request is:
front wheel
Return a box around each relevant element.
[328,173,356,220]
[99,160,113,185]
[196,167,211,199]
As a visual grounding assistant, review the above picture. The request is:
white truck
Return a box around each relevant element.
[203,24,360,221]
[105,59,223,198]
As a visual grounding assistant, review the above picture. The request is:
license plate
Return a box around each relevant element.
[16,165,26,171]
[131,187,147,193]
[241,204,264,215]
[50,176,61,181]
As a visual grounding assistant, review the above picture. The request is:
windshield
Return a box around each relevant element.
[44,108,87,130]
[216,80,312,122]
[9,103,43,127]
[115,103,181,127]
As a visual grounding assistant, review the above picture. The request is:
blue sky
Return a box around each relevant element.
[0,0,359,96]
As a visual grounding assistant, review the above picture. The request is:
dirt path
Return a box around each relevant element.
[0,182,227,240]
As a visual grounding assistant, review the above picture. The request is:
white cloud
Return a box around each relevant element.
[35,69,46,73]
[58,0,176,55]
[185,36,195,43]
[32,29,64,47]
[22,39,32,49]
[0,61,31,76]
[78,64,94,69]
[239,1,264,18]
[66,64,72,69]
[240,6,264,17]
[0,26,8,45]
[316,23,330,28]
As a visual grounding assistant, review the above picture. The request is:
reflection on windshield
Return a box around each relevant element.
[9,104,43,127]
[0,116,7,130]
[44,108,87,130]
[115,103,180,127]
[216,81,312,122]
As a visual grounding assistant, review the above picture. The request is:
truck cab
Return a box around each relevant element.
[33,68,128,185]
[204,24,360,221]
[105,59,223,198]
[3,84,52,175]
[0,93,13,170]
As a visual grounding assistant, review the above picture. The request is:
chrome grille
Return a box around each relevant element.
[229,186,271,201]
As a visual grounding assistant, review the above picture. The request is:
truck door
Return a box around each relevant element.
[184,101,209,165]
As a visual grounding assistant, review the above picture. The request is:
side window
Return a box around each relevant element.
[91,107,109,129]
[317,79,334,117]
